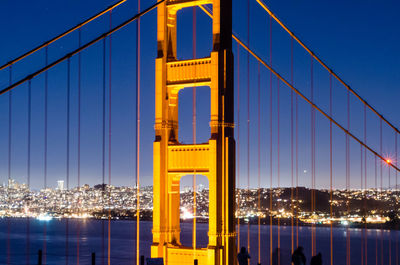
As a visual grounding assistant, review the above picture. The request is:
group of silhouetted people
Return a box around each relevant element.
[292,246,322,265]
[237,246,322,265]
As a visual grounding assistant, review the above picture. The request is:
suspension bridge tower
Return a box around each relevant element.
[151,0,235,264]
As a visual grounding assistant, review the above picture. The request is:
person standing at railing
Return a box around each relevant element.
[292,246,306,265]
[237,247,251,265]
[310,253,322,265]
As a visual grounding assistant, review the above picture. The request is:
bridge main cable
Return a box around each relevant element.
[202,3,400,138]
[198,4,400,172]
[233,34,400,173]
[0,0,164,96]
[0,0,126,72]
[255,0,400,136]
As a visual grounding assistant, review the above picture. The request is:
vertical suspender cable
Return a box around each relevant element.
[361,143,364,265]
[364,104,368,265]
[389,166,392,265]
[389,137,392,265]
[257,62,261,265]
[310,56,313,256]
[102,37,106,265]
[310,56,315,256]
[27,79,32,265]
[277,78,281,265]
[246,59,250,263]
[329,73,333,265]
[360,121,363,265]
[77,28,82,265]
[44,46,49,265]
[269,14,273,265]
[295,71,299,248]
[375,156,378,265]
[246,0,251,256]
[108,11,113,265]
[313,57,316,256]
[136,2,141,264]
[396,133,399,265]
[7,66,12,265]
[192,5,197,253]
[66,58,71,265]
[346,90,350,265]
[290,36,294,257]
[236,41,241,251]
[380,119,383,265]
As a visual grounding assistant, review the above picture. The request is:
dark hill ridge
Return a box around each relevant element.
[236,187,398,217]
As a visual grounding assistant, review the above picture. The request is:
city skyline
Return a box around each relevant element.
[1,178,398,228]
[0,0,399,190]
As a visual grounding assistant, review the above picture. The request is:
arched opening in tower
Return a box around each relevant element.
[178,86,210,145]
[180,174,209,249]
[176,7,212,61]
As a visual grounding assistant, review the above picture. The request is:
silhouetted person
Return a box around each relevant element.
[237,247,251,265]
[292,246,306,265]
[310,252,322,265]
[272,247,282,265]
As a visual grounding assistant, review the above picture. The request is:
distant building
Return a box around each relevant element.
[198,184,205,192]
[57,180,64,190]
[8,178,15,189]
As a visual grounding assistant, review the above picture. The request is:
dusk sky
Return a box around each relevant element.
[0,0,399,190]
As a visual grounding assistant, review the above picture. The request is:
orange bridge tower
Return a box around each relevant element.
[151,0,236,264]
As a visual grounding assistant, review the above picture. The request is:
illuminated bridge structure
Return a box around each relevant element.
[0,0,399,265]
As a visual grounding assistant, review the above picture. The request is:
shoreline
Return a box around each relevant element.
[2,216,399,231]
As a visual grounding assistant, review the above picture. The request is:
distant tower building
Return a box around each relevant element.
[57,180,64,190]
[8,178,15,189]
[183,186,191,193]
[198,184,205,192]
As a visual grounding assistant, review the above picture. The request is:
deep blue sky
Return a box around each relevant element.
[0,0,399,190]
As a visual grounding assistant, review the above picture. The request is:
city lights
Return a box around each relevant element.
[0,179,398,227]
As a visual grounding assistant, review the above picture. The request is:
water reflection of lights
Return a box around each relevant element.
[37,214,52,221]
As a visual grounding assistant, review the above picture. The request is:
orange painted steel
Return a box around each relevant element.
[7,66,12,265]
[363,105,368,265]
[43,46,49,265]
[136,1,141,265]
[329,73,333,265]
[346,90,350,265]
[199,0,400,175]
[295,92,299,247]
[27,79,32,265]
[192,5,198,254]
[0,0,164,96]
[269,15,273,265]
[0,0,126,72]
[107,11,112,265]
[269,83,273,264]
[257,61,261,265]
[246,0,251,259]
[77,28,82,265]
[290,35,295,258]
[151,0,235,264]
[310,56,315,257]
[236,41,241,255]
[277,78,281,265]
[396,134,399,265]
